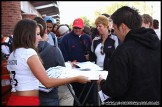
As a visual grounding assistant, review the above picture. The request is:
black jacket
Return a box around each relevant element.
[91,34,119,70]
[100,28,161,102]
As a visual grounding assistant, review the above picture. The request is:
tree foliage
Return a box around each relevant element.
[91,1,155,27]
[68,2,156,28]
[81,16,90,26]
[94,1,154,17]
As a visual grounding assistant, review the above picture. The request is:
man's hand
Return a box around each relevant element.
[97,75,104,85]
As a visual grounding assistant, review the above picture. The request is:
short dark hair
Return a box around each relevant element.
[12,19,37,51]
[111,6,142,29]
[141,14,153,28]
[46,20,53,24]
[83,25,91,35]
[153,19,159,29]
[33,17,47,37]
[101,13,110,18]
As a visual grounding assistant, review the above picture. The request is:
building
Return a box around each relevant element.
[1,1,60,37]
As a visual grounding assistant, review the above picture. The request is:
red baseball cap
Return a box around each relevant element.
[72,18,84,29]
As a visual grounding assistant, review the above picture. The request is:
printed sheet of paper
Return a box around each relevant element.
[39,66,68,92]
[42,66,108,80]
[74,61,103,71]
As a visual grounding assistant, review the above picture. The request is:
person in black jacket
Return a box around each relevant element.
[97,6,161,105]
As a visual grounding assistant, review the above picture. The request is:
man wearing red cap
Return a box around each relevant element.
[60,18,91,62]
[60,18,93,105]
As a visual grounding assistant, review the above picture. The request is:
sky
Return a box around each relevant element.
[59,1,161,27]
[59,1,113,24]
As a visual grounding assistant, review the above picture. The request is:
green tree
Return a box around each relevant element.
[81,16,90,26]
[94,1,155,17]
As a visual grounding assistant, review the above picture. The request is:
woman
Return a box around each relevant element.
[7,19,90,106]
[91,15,119,70]
[52,23,59,36]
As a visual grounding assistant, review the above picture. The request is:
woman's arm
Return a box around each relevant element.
[27,55,90,88]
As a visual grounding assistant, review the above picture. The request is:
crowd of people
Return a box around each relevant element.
[1,5,161,106]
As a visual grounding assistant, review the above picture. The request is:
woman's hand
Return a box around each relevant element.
[76,76,91,83]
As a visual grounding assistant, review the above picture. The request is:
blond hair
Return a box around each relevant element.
[95,15,109,29]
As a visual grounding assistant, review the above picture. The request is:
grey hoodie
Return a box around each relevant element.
[38,41,65,70]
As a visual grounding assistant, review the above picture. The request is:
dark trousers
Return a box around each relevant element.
[39,88,59,106]
[71,81,99,106]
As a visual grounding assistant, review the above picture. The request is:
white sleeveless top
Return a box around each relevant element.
[7,48,39,92]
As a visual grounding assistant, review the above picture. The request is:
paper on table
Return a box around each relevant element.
[39,66,68,92]
[46,66,67,78]
[65,61,72,69]
[39,65,108,91]
[66,68,108,80]
[74,61,103,71]
[67,69,99,80]
[98,71,108,80]
[39,62,108,92]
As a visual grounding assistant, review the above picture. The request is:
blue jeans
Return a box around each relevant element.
[39,88,59,106]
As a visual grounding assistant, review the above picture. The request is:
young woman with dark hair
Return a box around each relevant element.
[7,19,90,106]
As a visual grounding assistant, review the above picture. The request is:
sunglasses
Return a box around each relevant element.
[47,26,53,29]
[73,27,82,29]
[100,45,104,55]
